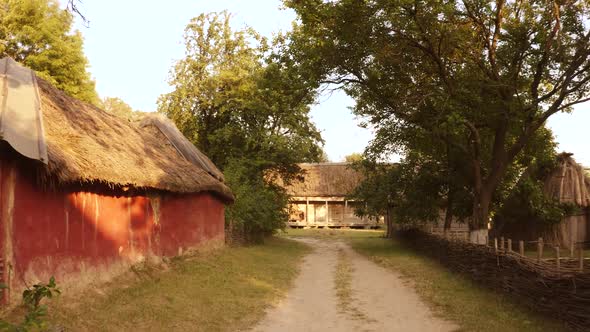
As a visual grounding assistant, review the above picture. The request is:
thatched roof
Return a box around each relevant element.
[138,113,224,182]
[1,59,233,202]
[543,153,590,207]
[283,163,364,197]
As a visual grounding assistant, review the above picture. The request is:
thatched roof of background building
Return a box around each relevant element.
[283,163,364,197]
[0,58,233,202]
[543,153,590,207]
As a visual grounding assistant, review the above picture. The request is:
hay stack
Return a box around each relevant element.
[543,153,590,247]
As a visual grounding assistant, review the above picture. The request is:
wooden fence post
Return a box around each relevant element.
[579,246,584,272]
[500,237,505,251]
[556,246,560,271]
[519,240,524,256]
[537,237,543,263]
[494,238,498,254]
[507,239,512,252]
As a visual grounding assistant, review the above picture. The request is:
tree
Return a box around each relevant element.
[344,152,363,163]
[100,97,136,120]
[286,0,590,242]
[158,12,324,242]
[319,150,330,162]
[0,0,98,104]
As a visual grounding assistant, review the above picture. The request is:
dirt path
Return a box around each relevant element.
[252,238,457,332]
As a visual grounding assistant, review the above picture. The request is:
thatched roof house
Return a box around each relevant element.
[0,57,231,303]
[283,163,364,198]
[279,163,381,228]
[35,78,232,200]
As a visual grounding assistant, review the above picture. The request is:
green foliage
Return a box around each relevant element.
[349,161,398,220]
[99,97,139,121]
[495,155,576,230]
[0,0,98,104]
[0,277,60,332]
[319,150,330,162]
[286,0,590,229]
[158,12,323,241]
[224,160,289,243]
[498,177,569,226]
[343,153,363,163]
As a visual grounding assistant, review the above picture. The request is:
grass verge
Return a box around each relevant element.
[349,235,570,332]
[42,237,310,332]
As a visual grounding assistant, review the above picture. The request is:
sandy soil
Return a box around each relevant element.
[251,238,458,332]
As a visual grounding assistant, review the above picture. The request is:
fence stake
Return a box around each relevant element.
[579,246,584,272]
[519,240,524,256]
[494,238,498,254]
[507,239,512,252]
[556,246,560,271]
[537,237,543,263]
[500,237,505,251]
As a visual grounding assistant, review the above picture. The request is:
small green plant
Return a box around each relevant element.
[0,277,61,332]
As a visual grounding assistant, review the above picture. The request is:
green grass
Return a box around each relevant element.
[40,237,310,332]
[348,236,570,332]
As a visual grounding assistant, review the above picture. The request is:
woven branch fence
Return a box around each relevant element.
[398,230,590,331]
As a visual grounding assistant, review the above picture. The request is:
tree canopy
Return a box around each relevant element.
[286,0,590,240]
[0,0,98,104]
[99,97,138,121]
[158,12,324,241]
[344,152,363,163]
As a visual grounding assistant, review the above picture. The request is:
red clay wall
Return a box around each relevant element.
[0,161,225,303]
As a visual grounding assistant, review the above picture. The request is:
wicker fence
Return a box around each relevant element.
[398,230,590,331]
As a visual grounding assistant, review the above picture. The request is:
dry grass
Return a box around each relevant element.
[41,237,309,332]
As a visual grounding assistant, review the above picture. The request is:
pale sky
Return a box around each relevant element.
[72,0,589,165]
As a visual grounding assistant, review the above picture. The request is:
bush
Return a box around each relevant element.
[224,161,288,244]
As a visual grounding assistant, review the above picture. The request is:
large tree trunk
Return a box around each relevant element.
[470,189,491,244]
[443,191,454,237]
[385,206,394,238]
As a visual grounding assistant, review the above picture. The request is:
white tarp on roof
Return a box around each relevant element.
[0,57,47,163]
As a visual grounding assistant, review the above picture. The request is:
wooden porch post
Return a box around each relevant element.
[305,197,309,225]
[345,200,348,223]
[325,200,329,225]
